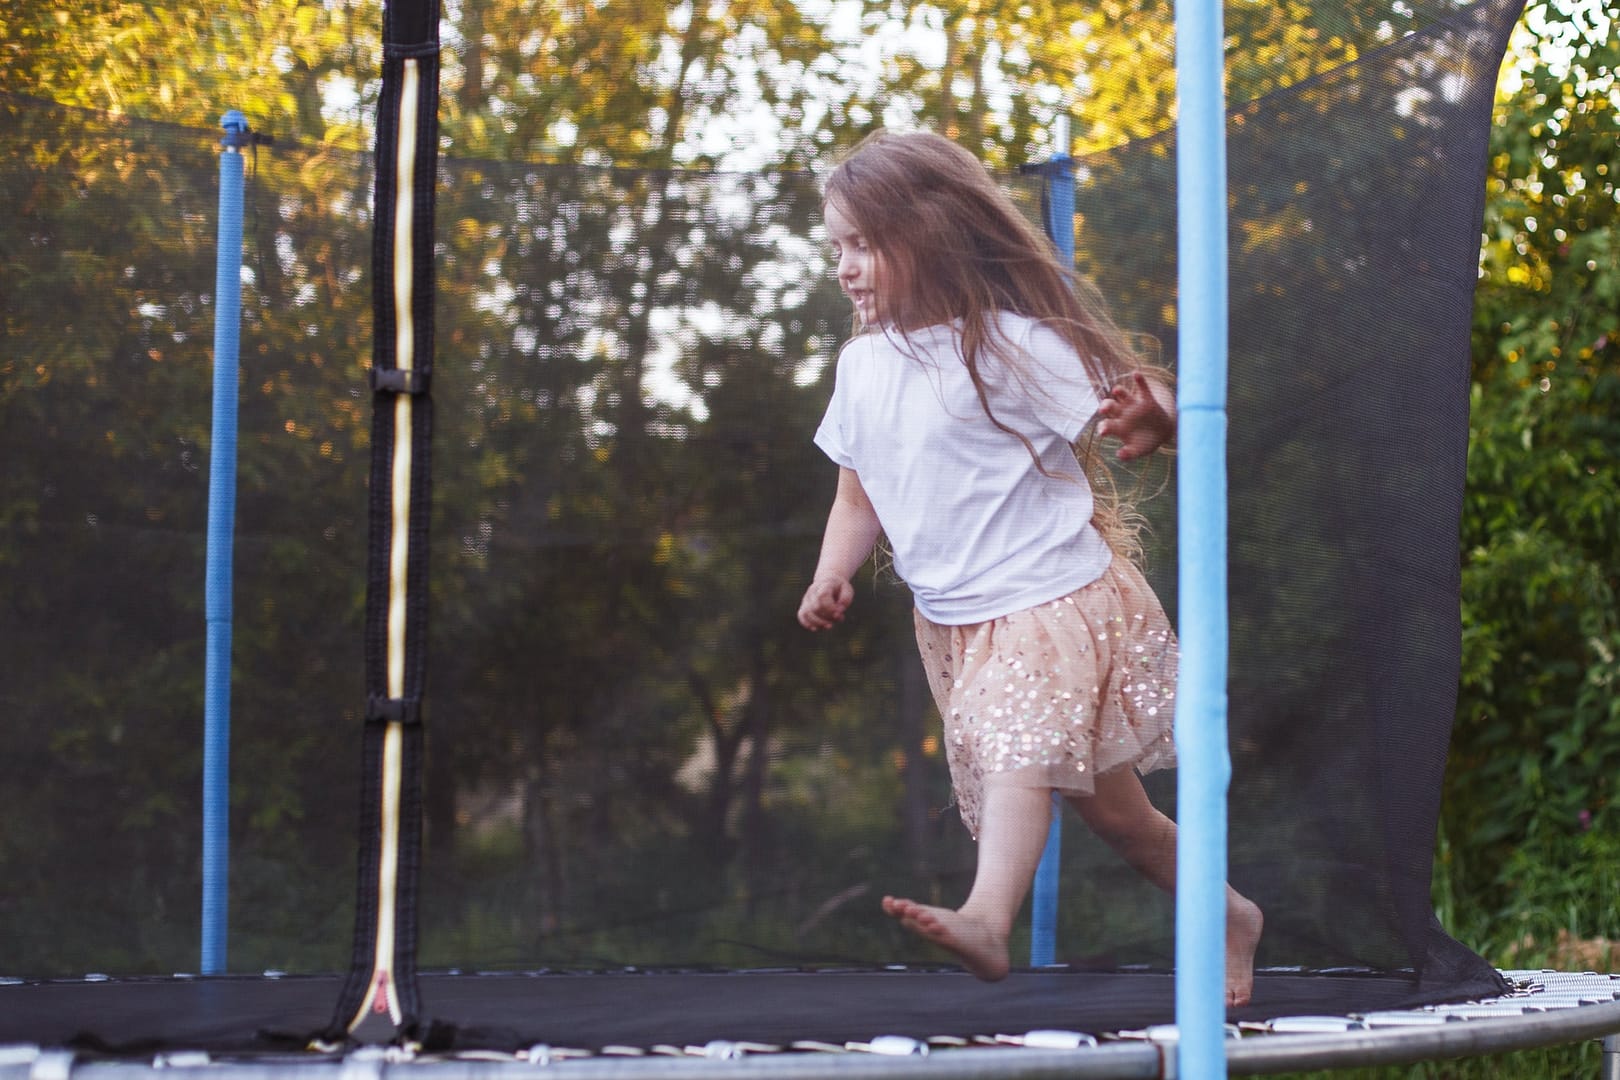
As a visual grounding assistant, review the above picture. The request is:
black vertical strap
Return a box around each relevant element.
[324,0,440,1046]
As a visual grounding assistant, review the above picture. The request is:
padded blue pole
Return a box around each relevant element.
[1029,116,1075,969]
[1173,0,1231,1074]
[203,109,249,976]
[1029,792,1062,966]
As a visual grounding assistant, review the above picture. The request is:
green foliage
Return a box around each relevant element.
[0,0,375,143]
[0,0,1462,168]
[1437,0,1620,966]
[1263,1040,1599,1080]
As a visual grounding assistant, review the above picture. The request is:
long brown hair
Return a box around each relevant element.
[823,128,1164,563]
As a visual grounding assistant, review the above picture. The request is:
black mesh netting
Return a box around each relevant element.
[0,0,1522,1052]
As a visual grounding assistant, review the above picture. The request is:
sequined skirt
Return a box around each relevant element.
[913,556,1178,838]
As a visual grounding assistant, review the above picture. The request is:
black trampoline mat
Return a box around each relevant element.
[0,968,1495,1055]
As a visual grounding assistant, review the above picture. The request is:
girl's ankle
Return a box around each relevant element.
[957,905,1012,938]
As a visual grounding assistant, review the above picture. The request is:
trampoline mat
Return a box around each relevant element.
[0,968,1488,1055]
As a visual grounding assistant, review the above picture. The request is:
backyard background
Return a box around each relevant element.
[2,0,1616,1074]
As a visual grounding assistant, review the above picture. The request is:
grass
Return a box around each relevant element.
[1259,1040,1600,1079]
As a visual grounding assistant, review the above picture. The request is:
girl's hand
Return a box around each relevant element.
[1097,372,1175,461]
[798,576,855,631]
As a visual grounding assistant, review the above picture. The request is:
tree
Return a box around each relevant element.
[1438,0,1619,960]
[0,0,374,144]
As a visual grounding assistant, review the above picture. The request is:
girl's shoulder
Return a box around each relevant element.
[989,312,1106,403]
[985,311,1087,372]
[991,309,1041,337]
[992,310,1071,354]
[836,323,959,365]
[834,328,894,374]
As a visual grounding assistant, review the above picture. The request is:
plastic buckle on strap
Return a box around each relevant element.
[384,41,442,60]
[1017,159,1069,177]
[369,368,430,395]
[366,695,422,725]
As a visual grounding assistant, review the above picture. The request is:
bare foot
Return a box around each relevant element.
[882,895,1011,982]
[1226,895,1264,1007]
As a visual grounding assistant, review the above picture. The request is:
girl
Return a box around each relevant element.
[797,129,1263,1007]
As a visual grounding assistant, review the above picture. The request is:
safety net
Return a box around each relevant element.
[0,0,1524,1055]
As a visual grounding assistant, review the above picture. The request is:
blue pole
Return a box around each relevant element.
[1030,116,1075,969]
[1029,793,1062,966]
[203,109,249,976]
[1173,0,1231,1073]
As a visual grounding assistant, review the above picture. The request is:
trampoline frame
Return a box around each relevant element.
[4,970,1620,1078]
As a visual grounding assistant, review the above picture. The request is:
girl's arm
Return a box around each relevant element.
[798,467,882,631]
[1096,372,1176,461]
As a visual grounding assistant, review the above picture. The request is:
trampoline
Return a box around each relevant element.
[5,0,1616,1072]
[4,968,1620,1074]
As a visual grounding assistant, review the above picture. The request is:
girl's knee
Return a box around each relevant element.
[1070,796,1133,842]
[1067,790,1168,847]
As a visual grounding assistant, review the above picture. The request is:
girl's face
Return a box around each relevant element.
[824,199,885,325]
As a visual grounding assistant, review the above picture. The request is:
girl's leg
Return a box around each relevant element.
[1065,769,1264,1007]
[882,782,1054,981]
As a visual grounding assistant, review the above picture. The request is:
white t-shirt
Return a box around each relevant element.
[814,311,1115,625]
